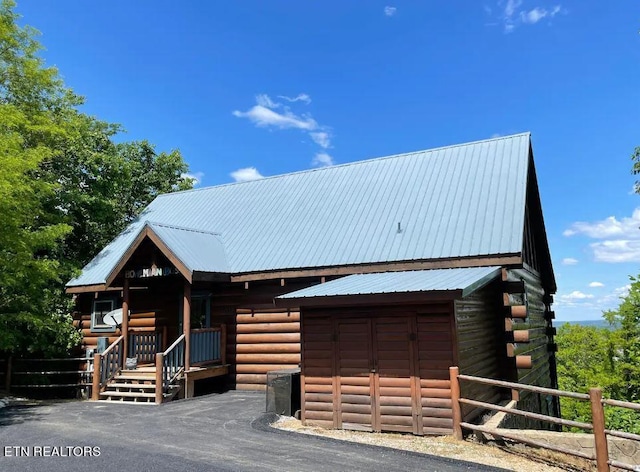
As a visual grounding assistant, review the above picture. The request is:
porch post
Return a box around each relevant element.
[183,280,191,372]
[122,277,130,366]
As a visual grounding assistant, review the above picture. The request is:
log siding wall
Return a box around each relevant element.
[454,283,506,421]
[232,308,301,391]
[503,268,560,428]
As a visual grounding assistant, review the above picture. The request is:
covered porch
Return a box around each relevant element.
[87,222,231,403]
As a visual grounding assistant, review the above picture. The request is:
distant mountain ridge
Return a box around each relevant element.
[555,319,617,329]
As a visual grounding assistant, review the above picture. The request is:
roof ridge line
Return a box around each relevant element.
[146,221,222,237]
[157,132,532,198]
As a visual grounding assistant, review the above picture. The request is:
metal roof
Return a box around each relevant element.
[276,267,502,300]
[147,222,230,273]
[68,133,531,287]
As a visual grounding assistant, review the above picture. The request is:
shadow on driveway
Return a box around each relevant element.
[0,391,509,472]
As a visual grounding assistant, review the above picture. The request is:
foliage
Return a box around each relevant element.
[603,276,640,402]
[0,0,193,356]
[556,279,640,434]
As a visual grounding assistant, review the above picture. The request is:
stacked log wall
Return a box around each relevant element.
[454,282,507,421]
[232,308,301,391]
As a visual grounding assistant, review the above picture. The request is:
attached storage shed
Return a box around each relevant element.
[277,267,506,435]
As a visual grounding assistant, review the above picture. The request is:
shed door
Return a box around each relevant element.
[373,316,421,434]
[337,318,374,431]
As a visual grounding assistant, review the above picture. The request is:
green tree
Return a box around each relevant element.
[40,116,194,270]
[0,0,79,353]
[603,277,640,402]
[556,281,640,434]
[0,0,194,355]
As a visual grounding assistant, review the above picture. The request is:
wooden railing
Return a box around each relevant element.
[449,366,640,472]
[1,356,94,393]
[129,327,166,364]
[155,334,185,404]
[190,325,226,366]
[91,336,124,400]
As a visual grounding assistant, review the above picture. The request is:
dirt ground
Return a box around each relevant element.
[273,417,594,472]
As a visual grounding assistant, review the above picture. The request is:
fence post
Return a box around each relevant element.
[91,353,101,401]
[589,388,609,472]
[450,366,463,440]
[155,353,163,404]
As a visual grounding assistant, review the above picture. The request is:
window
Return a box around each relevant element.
[191,293,211,329]
[91,299,117,333]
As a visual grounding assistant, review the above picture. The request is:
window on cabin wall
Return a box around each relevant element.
[179,291,211,331]
[90,298,117,333]
[191,293,211,329]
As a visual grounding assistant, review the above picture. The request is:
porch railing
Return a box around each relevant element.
[190,325,226,366]
[155,334,185,403]
[91,335,124,400]
[128,327,166,364]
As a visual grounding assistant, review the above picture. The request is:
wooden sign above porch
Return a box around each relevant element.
[124,267,179,279]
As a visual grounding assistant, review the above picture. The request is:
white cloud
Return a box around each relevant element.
[589,282,605,288]
[181,171,204,186]
[564,208,640,262]
[520,6,562,24]
[255,93,280,109]
[230,167,264,182]
[234,94,335,165]
[561,257,578,265]
[384,6,397,17]
[310,131,331,149]
[559,291,594,301]
[564,209,640,239]
[591,240,640,263]
[277,93,311,105]
[312,152,334,167]
[504,0,522,17]
[496,1,563,32]
[232,105,317,131]
[597,284,631,308]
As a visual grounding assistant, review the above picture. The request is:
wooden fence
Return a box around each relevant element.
[1,355,93,395]
[450,366,640,472]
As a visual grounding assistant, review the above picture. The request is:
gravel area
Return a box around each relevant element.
[273,417,587,471]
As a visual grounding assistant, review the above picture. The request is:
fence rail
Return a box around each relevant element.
[1,356,94,392]
[450,366,640,472]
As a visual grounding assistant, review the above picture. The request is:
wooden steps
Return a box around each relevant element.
[98,367,180,404]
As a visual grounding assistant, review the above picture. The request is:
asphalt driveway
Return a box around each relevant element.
[0,391,508,472]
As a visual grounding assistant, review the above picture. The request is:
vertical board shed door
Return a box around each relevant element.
[373,316,421,434]
[337,318,374,431]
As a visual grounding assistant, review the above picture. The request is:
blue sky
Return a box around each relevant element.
[16,1,640,321]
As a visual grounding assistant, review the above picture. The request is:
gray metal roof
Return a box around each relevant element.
[68,133,531,287]
[276,267,502,300]
[147,222,230,273]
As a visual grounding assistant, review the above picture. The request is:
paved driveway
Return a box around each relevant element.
[0,391,507,471]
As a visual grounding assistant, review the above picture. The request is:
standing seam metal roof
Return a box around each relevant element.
[275,266,502,300]
[68,133,531,287]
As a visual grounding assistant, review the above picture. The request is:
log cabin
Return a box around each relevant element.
[67,132,559,434]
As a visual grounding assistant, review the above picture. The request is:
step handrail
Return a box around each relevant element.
[91,335,124,400]
[155,334,186,404]
[163,334,185,356]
